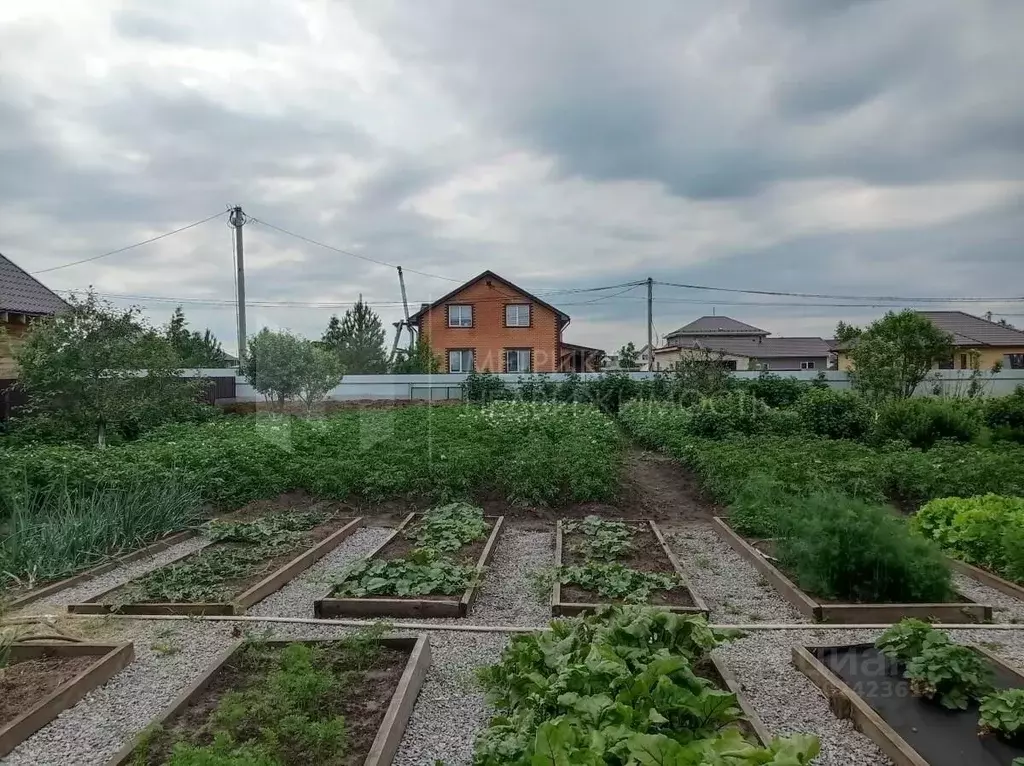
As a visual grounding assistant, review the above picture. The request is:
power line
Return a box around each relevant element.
[31,211,227,274]
[654,280,1024,304]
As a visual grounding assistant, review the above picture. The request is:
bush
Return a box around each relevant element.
[744,372,810,408]
[727,477,793,538]
[777,492,954,603]
[796,388,871,440]
[463,370,511,404]
[985,386,1024,443]
[872,397,981,449]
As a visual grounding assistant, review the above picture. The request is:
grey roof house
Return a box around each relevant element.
[1,252,67,378]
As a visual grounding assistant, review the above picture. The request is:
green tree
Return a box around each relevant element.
[839,310,955,400]
[297,345,343,412]
[617,342,641,371]
[164,306,227,367]
[243,329,308,408]
[390,336,441,374]
[321,298,387,374]
[14,291,204,446]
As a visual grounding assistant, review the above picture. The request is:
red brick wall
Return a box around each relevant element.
[419,276,562,372]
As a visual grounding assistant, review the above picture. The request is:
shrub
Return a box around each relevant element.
[744,372,810,408]
[985,386,1024,443]
[463,370,511,404]
[726,477,793,539]
[872,397,981,449]
[777,492,954,603]
[796,388,871,440]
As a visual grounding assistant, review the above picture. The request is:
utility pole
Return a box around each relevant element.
[646,277,654,371]
[229,206,248,362]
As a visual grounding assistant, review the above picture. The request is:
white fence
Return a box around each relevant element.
[180,368,1024,402]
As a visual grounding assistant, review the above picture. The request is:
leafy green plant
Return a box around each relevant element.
[563,516,634,560]
[333,549,477,597]
[979,688,1024,742]
[559,562,678,602]
[408,503,488,553]
[876,619,938,663]
[905,632,993,710]
[872,397,981,449]
[795,387,871,441]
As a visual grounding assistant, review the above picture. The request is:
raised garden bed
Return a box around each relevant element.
[1,641,134,757]
[68,514,363,616]
[105,634,430,766]
[793,642,1024,766]
[944,555,1024,603]
[551,517,708,617]
[6,531,195,611]
[315,510,505,619]
[713,517,991,623]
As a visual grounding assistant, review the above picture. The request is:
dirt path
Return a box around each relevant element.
[623,447,717,521]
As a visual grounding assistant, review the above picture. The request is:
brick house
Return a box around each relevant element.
[410,271,603,373]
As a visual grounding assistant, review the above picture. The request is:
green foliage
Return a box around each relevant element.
[409,502,489,552]
[295,346,343,412]
[321,298,388,374]
[389,336,441,374]
[985,386,1024,442]
[473,606,818,766]
[979,688,1024,741]
[617,342,642,371]
[14,290,209,447]
[559,562,679,602]
[795,388,871,440]
[905,632,993,710]
[564,516,634,561]
[742,372,810,409]
[332,548,477,597]
[165,307,229,368]
[463,370,512,404]
[776,492,953,603]
[841,310,955,401]
[0,479,202,587]
[243,329,310,406]
[876,619,938,663]
[872,397,981,449]
[726,478,793,539]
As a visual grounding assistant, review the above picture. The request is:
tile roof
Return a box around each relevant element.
[917,311,1024,347]
[408,270,570,325]
[688,336,832,359]
[666,315,769,337]
[0,253,67,315]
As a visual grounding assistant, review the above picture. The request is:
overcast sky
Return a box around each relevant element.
[2,0,1022,355]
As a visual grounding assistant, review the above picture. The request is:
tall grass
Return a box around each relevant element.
[0,479,202,587]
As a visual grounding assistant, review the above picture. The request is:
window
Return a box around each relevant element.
[505,349,531,373]
[448,349,473,373]
[1006,354,1024,370]
[960,354,968,370]
[801,361,815,370]
[448,304,472,328]
[505,304,530,327]
[938,357,955,370]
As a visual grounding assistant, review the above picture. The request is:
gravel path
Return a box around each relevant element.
[464,528,551,627]
[953,572,1024,624]
[14,537,212,616]
[246,526,393,617]
[666,523,806,624]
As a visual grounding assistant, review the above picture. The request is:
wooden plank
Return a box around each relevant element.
[551,521,563,611]
[235,517,363,608]
[459,515,505,615]
[104,636,429,766]
[819,602,991,625]
[0,642,134,758]
[68,602,237,616]
[711,517,820,620]
[650,519,709,616]
[7,531,195,610]
[945,555,1024,602]
[710,654,771,747]
[365,635,432,766]
[553,600,706,618]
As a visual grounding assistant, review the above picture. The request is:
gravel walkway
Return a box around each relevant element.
[666,523,806,624]
[464,528,551,627]
[246,526,393,617]
[14,537,212,616]
[953,572,1024,624]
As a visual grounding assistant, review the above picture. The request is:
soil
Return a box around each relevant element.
[330,516,495,601]
[134,641,409,766]
[96,509,358,606]
[0,655,98,727]
[559,521,696,608]
[814,644,1024,766]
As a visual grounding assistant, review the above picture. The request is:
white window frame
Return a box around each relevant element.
[448,304,473,328]
[801,361,815,370]
[448,349,473,373]
[505,349,531,373]
[505,304,530,327]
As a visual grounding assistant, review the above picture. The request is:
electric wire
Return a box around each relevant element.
[654,280,1023,304]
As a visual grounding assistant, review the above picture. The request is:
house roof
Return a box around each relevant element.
[409,270,570,325]
[560,342,605,355]
[665,315,769,338]
[917,311,1024,347]
[0,253,68,316]
[688,336,832,359]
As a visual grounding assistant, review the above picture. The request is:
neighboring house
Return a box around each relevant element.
[836,311,1024,371]
[410,270,602,373]
[559,342,605,372]
[654,315,830,371]
[1,253,67,379]
[601,343,651,371]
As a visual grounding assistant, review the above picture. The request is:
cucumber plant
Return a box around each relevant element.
[979,688,1024,742]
